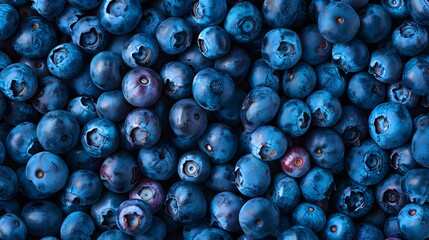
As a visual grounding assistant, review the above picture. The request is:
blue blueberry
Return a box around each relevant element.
[187,0,227,30]
[358,4,392,43]
[90,191,127,230]
[122,67,163,107]
[249,125,287,161]
[66,144,102,171]
[125,108,161,148]
[136,8,165,37]
[320,213,356,240]
[354,223,384,240]
[0,63,37,101]
[214,47,251,85]
[133,217,167,240]
[299,24,332,65]
[122,33,159,68]
[210,191,243,232]
[368,47,403,83]
[162,0,193,17]
[215,88,246,126]
[375,173,409,214]
[71,16,111,54]
[198,122,237,164]
[249,58,281,93]
[55,5,84,35]
[20,200,63,236]
[408,0,429,26]
[192,227,233,240]
[381,0,409,18]
[155,17,193,55]
[137,143,178,180]
[392,20,428,56]
[16,166,51,200]
[387,81,419,109]
[291,202,326,233]
[100,151,139,193]
[129,179,165,213]
[239,197,279,239]
[332,105,368,146]
[306,90,342,127]
[0,213,27,240]
[204,163,237,193]
[4,99,41,126]
[116,199,152,236]
[234,154,271,197]
[68,66,103,99]
[348,72,386,110]
[96,90,132,122]
[179,45,214,73]
[63,169,103,207]
[266,173,300,214]
[37,110,80,154]
[0,166,18,200]
[67,97,98,126]
[277,99,311,138]
[402,54,429,96]
[332,38,369,73]
[5,122,41,165]
[398,203,429,240]
[99,0,142,35]
[300,166,335,202]
[177,150,211,183]
[197,26,230,60]
[0,4,19,40]
[315,61,346,97]
[334,178,374,218]
[401,168,429,204]
[32,76,69,114]
[160,61,194,100]
[224,2,263,43]
[262,0,299,28]
[60,211,95,240]
[305,128,344,171]
[81,118,119,158]
[0,51,12,71]
[277,225,318,240]
[90,51,125,91]
[97,229,132,240]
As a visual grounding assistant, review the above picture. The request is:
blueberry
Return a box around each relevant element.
[72,16,111,54]
[122,67,163,107]
[125,108,161,148]
[0,4,19,40]
[392,20,428,56]
[0,166,19,200]
[162,0,193,17]
[314,61,346,97]
[210,191,243,232]
[0,199,20,217]
[122,33,159,68]
[67,97,98,126]
[20,200,63,236]
[4,99,41,126]
[0,51,12,72]
[197,26,231,60]
[402,54,429,96]
[137,143,178,181]
[99,0,142,35]
[100,151,139,193]
[332,105,368,146]
[193,228,233,240]
[135,8,165,37]
[81,118,119,158]
[26,151,69,194]
[280,146,311,178]
[234,154,271,197]
[387,81,419,109]
[358,4,392,43]
[249,125,287,161]
[348,72,386,110]
[96,90,132,122]
[16,166,51,200]
[261,28,302,70]
[213,88,246,126]
[412,125,429,167]
[5,122,41,165]
[187,0,227,30]
[277,225,318,240]
[160,61,194,100]
[408,0,429,26]
[129,179,165,213]
[179,45,214,73]
[299,24,332,65]
[133,216,167,240]
[156,17,193,55]
[262,0,299,28]
[97,229,133,240]
[368,102,412,149]
[165,181,207,225]
[398,203,429,240]
[266,173,300,214]
[31,76,69,114]
[291,202,326,233]
[300,166,335,202]
[249,58,281,93]
[214,47,251,85]
[332,38,369,73]
[192,68,235,111]
[198,122,237,164]
[224,2,263,43]
[55,5,85,35]
[354,223,384,240]
[283,62,317,99]
[177,150,211,183]
[375,173,409,214]
[90,191,127,230]
[241,87,281,132]
[204,163,237,193]
[63,169,103,209]
[60,211,95,240]
[320,213,356,240]
[239,197,280,239]
[0,213,27,240]
[334,178,374,218]
[0,63,38,101]
[116,199,152,236]
[306,90,342,127]
[368,48,403,83]
[69,66,103,99]
[13,16,57,58]
[384,216,403,238]
[381,0,409,18]
[401,168,429,204]
[91,51,125,91]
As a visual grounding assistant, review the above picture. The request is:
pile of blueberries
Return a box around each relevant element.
[0,0,429,239]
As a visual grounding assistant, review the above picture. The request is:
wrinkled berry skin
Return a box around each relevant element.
[262,0,299,28]
[314,61,346,97]
[137,143,178,181]
[13,16,57,58]
[100,151,139,193]
[300,166,335,202]
[20,200,63,237]
[320,213,356,240]
[26,151,69,194]
[122,33,159,68]
[332,39,369,73]
[90,51,125,91]
[398,203,429,240]
[348,72,386,110]
[387,82,419,109]
[299,24,332,65]
[156,17,193,55]
[0,63,37,102]
[81,118,119,158]
[277,225,318,240]
[266,173,300,213]
[241,87,280,132]
[122,67,163,107]
[306,90,342,127]
[0,4,19,40]
[280,146,311,178]
[375,173,409,215]
[368,48,403,83]
[129,179,165,213]
[67,97,98,126]
[210,191,243,232]
[198,122,237,164]
[0,166,18,200]
[334,178,374,218]
[346,140,389,185]
[408,0,429,26]
[125,108,161,149]
[412,125,429,167]
[261,28,302,70]
[234,154,271,197]
[116,199,153,236]
[32,76,69,114]
[197,26,230,60]
[390,144,420,175]
[60,211,95,240]
[63,169,103,208]
[165,181,207,226]
[90,191,127,231]
[192,68,235,111]
[37,110,80,154]
[401,168,429,204]
[56,5,84,35]
[239,197,280,239]
[402,54,429,96]
[277,99,312,137]
[305,128,344,171]
[72,16,111,54]
[224,2,262,43]
[99,0,142,35]
[368,102,412,149]
[177,150,211,183]
[0,213,27,240]
[160,61,193,100]
[249,125,287,161]
[318,2,360,43]
[392,20,428,56]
